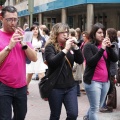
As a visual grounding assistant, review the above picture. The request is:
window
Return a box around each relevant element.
[67,16,74,28]
[94,13,107,29]
[118,14,120,30]
[43,17,56,30]
[14,0,25,5]
[78,15,86,31]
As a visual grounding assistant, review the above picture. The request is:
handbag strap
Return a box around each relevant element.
[65,56,74,77]
[65,56,72,69]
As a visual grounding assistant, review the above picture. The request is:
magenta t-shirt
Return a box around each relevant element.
[0,30,32,88]
[92,45,108,82]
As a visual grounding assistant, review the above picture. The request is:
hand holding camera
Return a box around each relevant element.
[102,37,114,50]
[8,27,24,50]
[64,37,79,51]
[105,37,112,47]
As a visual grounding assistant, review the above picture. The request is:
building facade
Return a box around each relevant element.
[4,0,120,31]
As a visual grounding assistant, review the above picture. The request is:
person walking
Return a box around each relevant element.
[69,28,82,96]
[117,30,120,67]
[42,27,50,41]
[75,27,83,46]
[80,31,90,93]
[100,28,119,112]
[23,23,30,31]
[83,23,118,120]
[117,30,120,84]
[0,6,37,120]
[26,25,48,94]
[44,23,84,120]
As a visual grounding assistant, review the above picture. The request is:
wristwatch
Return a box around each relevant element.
[20,42,28,50]
[4,46,11,51]
[22,45,28,50]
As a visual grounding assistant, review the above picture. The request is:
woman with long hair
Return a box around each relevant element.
[26,25,47,94]
[83,23,118,120]
[44,23,84,120]
[100,28,119,112]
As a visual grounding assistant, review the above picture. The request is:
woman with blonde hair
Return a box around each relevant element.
[44,23,84,120]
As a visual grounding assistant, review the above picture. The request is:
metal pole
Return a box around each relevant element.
[8,0,10,5]
[30,12,33,28]
[87,4,94,32]
[28,0,34,27]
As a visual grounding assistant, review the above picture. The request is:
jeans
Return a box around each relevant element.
[84,80,110,120]
[75,81,81,95]
[48,85,78,120]
[102,97,107,108]
[0,82,27,120]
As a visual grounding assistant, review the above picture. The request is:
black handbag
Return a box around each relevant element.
[38,59,65,99]
[106,76,117,108]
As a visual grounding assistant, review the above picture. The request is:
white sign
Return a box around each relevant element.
[23,31,33,42]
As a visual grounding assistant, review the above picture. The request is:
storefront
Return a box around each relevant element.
[5,0,120,31]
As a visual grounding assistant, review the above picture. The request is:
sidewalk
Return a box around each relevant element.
[26,80,120,120]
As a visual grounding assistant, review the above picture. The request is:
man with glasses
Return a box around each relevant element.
[0,6,37,120]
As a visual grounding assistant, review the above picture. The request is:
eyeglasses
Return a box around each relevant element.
[4,18,19,23]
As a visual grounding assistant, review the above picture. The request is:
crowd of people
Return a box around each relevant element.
[0,5,120,120]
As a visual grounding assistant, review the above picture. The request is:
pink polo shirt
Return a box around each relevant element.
[0,30,32,88]
[92,45,108,82]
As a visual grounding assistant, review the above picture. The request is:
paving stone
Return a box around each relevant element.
[26,80,120,120]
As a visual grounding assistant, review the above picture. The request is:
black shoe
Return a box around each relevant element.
[99,107,113,113]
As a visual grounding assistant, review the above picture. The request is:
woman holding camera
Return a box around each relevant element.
[83,23,118,120]
[44,23,83,120]
[100,28,119,112]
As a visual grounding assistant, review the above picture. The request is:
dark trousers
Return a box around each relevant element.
[107,76,117,109]
[0,82,27,120]
[75,81,80,95]
[102,76,117,110]
[48,85,78,120]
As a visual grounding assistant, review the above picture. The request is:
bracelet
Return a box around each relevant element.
[4,46,11,51]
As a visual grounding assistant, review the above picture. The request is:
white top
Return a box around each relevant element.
[26,37,48,73]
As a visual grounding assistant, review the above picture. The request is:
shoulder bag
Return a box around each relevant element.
[38,59,65,99]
